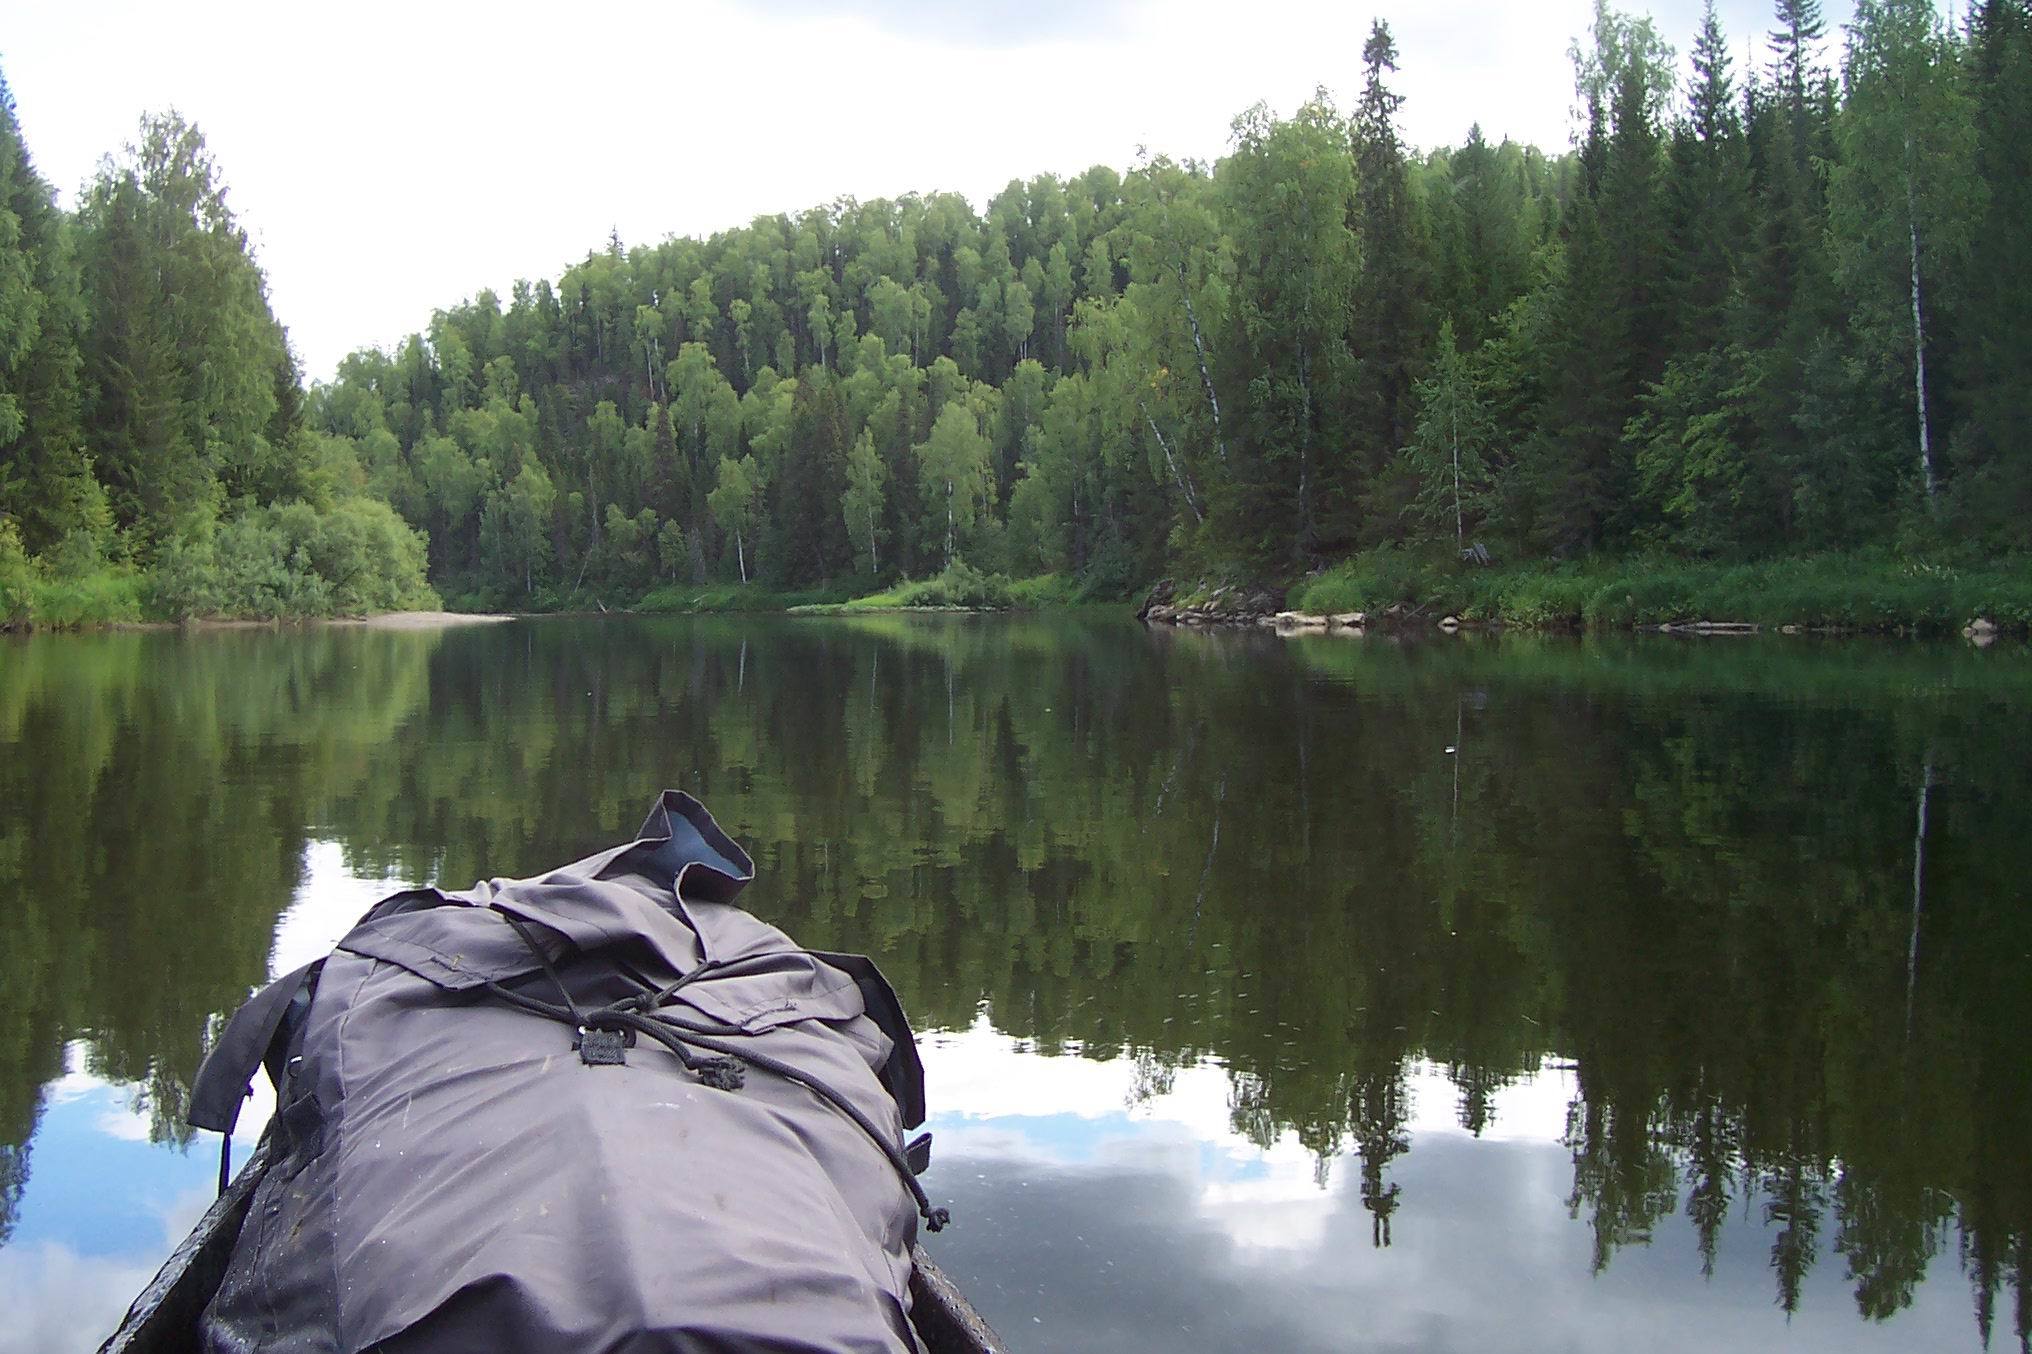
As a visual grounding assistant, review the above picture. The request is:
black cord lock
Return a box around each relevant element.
[576,1025,634,1066]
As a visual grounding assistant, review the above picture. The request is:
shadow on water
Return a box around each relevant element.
[0,618,2027,1349]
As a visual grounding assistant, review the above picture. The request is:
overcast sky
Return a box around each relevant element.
[4,0,1849,383]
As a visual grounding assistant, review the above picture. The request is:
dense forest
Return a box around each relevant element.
[0,79,434,623]
[2,0,2029,622]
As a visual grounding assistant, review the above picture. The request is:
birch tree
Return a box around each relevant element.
[843,428,886,576]
[706,455,758,583]
[914,402,992,567]
[1829,0,1980,503]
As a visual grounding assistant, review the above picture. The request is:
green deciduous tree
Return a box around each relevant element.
[706,455,759,583]
[915,402,992,566]
[843,428,886,576]
[1218,96,1360,560]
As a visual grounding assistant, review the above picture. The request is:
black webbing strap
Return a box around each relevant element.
[190,959,324,1194]
[487,911,949,1232]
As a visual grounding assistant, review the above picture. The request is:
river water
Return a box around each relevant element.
[1,616,2026,1353]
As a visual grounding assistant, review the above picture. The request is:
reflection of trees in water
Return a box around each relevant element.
[2,620,2028,1345]
[0,1137,26,1246]
[0,627,441,1186]
[1351,1065,1409,1249]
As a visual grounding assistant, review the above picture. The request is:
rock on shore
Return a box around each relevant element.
[1138,582,1364,635]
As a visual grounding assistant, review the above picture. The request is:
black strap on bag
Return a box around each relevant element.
[486,912,949,1232]
[189,959,324,1192]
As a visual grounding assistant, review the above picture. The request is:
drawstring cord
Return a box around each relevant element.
[489,910,948,1233]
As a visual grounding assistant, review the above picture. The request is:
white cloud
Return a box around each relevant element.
[921,1020,1583,1257]
[268,839,408,977]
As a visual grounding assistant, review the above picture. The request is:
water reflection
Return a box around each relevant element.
[0,619,2027,1352]
[920,1029,1973,1353]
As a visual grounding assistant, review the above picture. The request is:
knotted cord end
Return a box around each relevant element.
[697,1057,745,1091]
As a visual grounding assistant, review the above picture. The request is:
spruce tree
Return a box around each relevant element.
[1663,2,1752,357]
[1520,100,1626,552]
[0,68,97,556]
[1350,20,1427,518]
[1964,0,2032,531]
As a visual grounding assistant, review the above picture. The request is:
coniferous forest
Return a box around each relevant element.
[2,0,2029,625]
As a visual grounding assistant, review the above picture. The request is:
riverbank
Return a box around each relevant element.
[1263,552,2030,637]
[12,553,2027,638]
[629,565,1093,617]
[2,602,514,635]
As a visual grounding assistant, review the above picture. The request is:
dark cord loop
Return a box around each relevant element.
[488,910,951,1234]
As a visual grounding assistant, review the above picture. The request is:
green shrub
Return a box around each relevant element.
[0,521,146,628]
[1480,566,1600,627]
[1290,547,1448,615]
[843,560,1013,610]
[1005,573,1086,608]
[0,519,34,626]
[149,498,437,620]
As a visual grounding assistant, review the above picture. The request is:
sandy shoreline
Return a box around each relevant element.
[67,610,521,633]
[326,611,518,630]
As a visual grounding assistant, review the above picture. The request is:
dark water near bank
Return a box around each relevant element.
[2,616,2028,1353]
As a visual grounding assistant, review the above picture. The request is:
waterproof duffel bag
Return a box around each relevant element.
[188,791,944,1353]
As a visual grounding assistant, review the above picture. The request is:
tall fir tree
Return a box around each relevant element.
[78,112,296,552]
[1520,99,1627,552]
[1663,1,1753,357]
[1350,20,1427,524]
[1962,0,2032,533]
[0,68,97,557]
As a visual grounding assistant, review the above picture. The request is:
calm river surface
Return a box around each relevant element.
[2,616,2028,1353]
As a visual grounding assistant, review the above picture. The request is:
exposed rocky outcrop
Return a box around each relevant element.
[1140,581,1286,628]
[1139,581,1366,635]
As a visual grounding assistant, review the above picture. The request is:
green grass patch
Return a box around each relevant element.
[633,581,860,613]
[2,521,148,629]
[22,566,147,628]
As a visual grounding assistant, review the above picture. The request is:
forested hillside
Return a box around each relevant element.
[4,0,2029,623]
[0,83,434,625]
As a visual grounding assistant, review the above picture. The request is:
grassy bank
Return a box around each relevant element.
[1287,551,2032,633]
[629,567,1091,615]
[806,564,1088,613]
[0,564,147,630]
[361,565,1103,620]
[631,581,862,613]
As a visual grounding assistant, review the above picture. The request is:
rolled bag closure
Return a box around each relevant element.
[189,789,924,1138]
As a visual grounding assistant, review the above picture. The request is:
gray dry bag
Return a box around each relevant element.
[187,791,943,1353]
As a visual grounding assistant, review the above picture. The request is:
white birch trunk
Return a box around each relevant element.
[1143,407,1204,522]
[1296,344,1314,552]
[1451,404,1464,555]
[1905,140,1935,502]
[1905,755,1933,1040]
[1174,258,1229,463]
